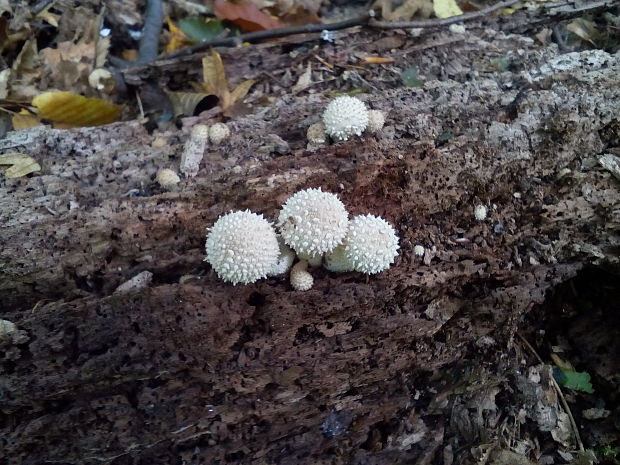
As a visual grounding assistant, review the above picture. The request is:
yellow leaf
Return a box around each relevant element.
[433,0,463,18]
[12,110,41,130]
[165,91,214,117]
[201,51,230,99]
[32,91,120,126]
[0,152,41,178]
[229,79,255,105]
[165,16,192,53]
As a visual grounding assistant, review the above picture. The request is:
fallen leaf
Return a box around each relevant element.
[213,0,284,32]
[0,152,41,178]
[292,63,312,93]
[32,91,120,126]
[179,17,227,42]
[12,110,41,130]
[10,39,40,99]
[433,0,463,18]
[165,16,193,52]
[165,91,215,117]
[566,18,598,46]
[198,49,255,112]
[364,56,395,64]
[373,0,433,21]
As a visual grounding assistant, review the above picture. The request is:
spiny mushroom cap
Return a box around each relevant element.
[206,210,280,285]
[344,214,399,274]
[209,123,230,145]
[278,188,349,257]
[322,96,369,141]
[367,110,385,133]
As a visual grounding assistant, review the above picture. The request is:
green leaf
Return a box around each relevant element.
[553,367,594,394]
[178,17,226,43]
[401,66,423,88]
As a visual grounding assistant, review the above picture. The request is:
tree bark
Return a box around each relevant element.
[1,23,619,464]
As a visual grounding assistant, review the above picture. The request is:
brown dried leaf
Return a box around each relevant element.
[213,0,284,32]
[229,79,255,105]
[165,91,213,117]
[0,152,41,178]
[10,39,40,99]
[12,110,41,130]
[201,51,229,97]
[32,91,120,126]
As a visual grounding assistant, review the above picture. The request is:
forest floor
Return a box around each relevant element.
[0,0,619,464]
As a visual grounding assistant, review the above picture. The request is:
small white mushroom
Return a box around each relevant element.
[277,187,349,257]
[290,260,314,291]
[322,96,369,141]
[268,238,296,276]
[474,204,487,221]
[155,168,180,190]
[366,110,385,133]
[209,123,230,145]
[344,214,399,274]
[414,245,425,257]
[205,210,280,285]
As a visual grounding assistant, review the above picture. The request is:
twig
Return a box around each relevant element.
[369,0,521,29]
[516,333,585,452]
[160,14,372,60]
[30,0,55,16]
[138,0,164,64]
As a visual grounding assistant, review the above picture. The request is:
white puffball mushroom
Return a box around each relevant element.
[307,122,327,145]
[322,96,369,141]
[156,168,180,190]
[88,68,115,93]
[268,238,296,276]
[474,204,487,221]
[414,245,425,257]
[206,210,280,285]
[324,245,354,272]
[366,110,385,133]
[344,214,399,274]
[277,188,349,257]
[209,123,230,145]
[181,124,209,177]
[0,319,28,347]
[290,260,314,291]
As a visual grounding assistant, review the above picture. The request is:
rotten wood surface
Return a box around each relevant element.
[1,23,619,465]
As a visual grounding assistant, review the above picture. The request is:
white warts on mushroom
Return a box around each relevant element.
[322,96,369,141]
[205,210,280,285]
[277,188,349,257]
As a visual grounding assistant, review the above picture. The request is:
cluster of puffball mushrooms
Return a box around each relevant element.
[205,188,399,290]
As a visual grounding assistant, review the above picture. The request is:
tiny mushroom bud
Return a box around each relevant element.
[206,210,280,285]
[156,168,180,190]
[366,110,385,133]
[209,122,230,145]
[322,96,369,141]
[414,245,425,257]
[181,124,209,177]
[290,260,314,291]
[474,204,487,221]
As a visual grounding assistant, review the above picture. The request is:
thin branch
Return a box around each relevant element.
[369,0,522,29]
[160,14,372,60]
[137,0,165,64]
[516,333,585,452]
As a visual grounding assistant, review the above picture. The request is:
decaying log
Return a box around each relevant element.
[1,24,619,464]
